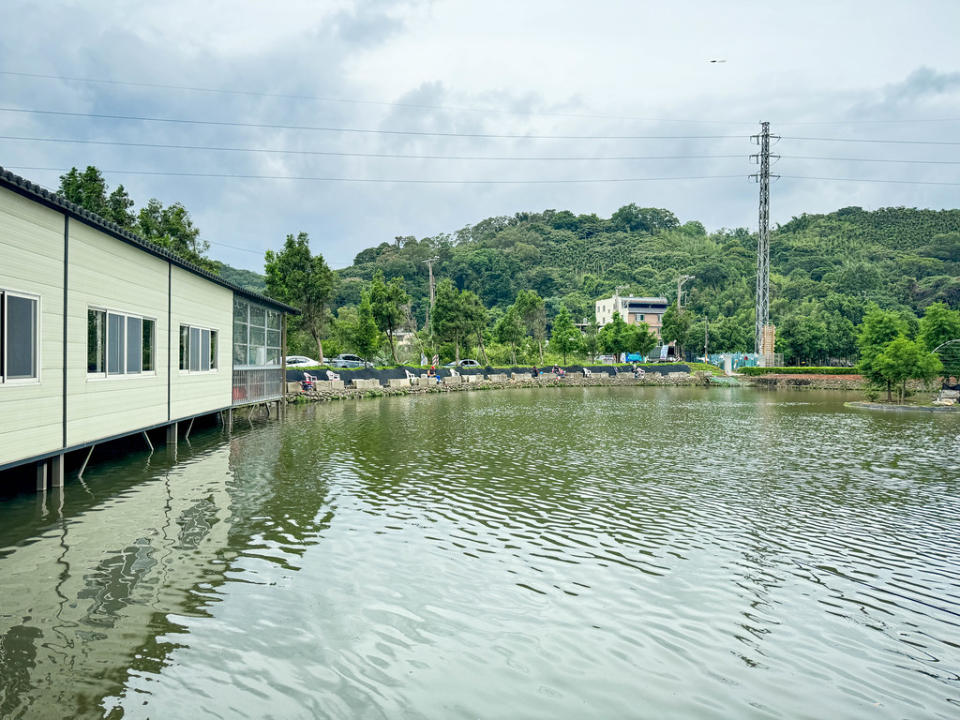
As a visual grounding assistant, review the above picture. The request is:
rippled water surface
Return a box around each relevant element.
[1,387,959,719]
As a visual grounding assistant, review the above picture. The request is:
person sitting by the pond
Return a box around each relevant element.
[632,364,645,379]
[552,364,565,377]
[531,365,539,378]
[427,365,439,382]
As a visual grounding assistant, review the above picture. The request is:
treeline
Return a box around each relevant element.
[57,166,960,368]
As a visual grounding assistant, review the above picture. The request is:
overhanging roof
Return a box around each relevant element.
[0,166,300,315]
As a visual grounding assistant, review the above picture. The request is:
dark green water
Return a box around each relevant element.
[1,387,958,719]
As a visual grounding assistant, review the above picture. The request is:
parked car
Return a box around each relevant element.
[595,355,617,364]
[285,355,319,367]
[331,353,374,368]
[443,359,482,368]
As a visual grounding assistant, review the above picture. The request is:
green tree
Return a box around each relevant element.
[106,185,136,228]
[137,199,213,270]
[875,336,943,403]
[514,289,547,363]
[369,270,409,364]
[626,321,657,359]
[549,305,581,364]
[460,290,490,365]
[495,305,525,365]
[432,279,470,362]
[264,232,336,363]
[857,307,910,400]
[661,302,692,359]
[598,312,630,362]
[918,302,960,351]
[354,292,381,360]
[58,166,108,216]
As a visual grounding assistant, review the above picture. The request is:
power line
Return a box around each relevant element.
[781,175,960,186]
[783,135,960,146]
[0,107,747,141]
[0,70,755,125]
[5,135,958,165]
[0,135,746,161]
[3,165,745,184]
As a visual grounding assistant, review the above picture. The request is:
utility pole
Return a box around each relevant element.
[704,316,709,359]
[676,275,694,309]
[424,257,437,329]
[750,121,779,358]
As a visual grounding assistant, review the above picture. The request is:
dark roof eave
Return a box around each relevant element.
[0,166,300,316]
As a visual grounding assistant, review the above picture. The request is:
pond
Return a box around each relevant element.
[0,387,958,719]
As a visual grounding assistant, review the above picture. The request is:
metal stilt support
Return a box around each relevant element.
[142,431,154,452]
[50,454,65,488]
[184,417,195,439]
[78,444,95,479]
[225,408,233,433]
[36,460,48,492]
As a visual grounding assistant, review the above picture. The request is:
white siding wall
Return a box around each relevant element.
[0,188,64,467]
[66,222,170,446]
[169,267,232,419]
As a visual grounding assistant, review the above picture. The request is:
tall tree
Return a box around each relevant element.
[857,307,909,400]
[661,302,692,358]
[58,166,108,216]
[137,199,213,270]
[264,232,336,363]
[432,279,470,362]
[495,305,525,365]
[354,291,381,361]
[875,336,943,403]
[514,289,547,362]
[598,312,630,362]
[549,305,581,364]
[369,270,409,364]
[626,321,657,359]
[918,302,960,352]
[460,290,489,365]
[106,185,136,228]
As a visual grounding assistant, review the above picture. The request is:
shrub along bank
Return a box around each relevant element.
[738,366,861,376]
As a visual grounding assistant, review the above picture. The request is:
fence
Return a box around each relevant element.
[232,367,284,406]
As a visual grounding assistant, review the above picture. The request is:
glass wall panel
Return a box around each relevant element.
[108,312,125,375]
[143,319,155,371]
[87,309,106,373]
[126,316,142,374]
[6,295,37,379]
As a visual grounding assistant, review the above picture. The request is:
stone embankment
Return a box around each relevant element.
[287,370,705,404]
[742,373,865,390]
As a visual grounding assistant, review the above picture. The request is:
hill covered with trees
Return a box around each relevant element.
[335,204,959,363]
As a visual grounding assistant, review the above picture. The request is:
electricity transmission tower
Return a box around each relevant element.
[750,121,779,358]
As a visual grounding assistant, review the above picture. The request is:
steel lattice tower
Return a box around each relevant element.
[750,122,777,355]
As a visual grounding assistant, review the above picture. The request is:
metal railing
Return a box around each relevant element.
[232,367,283,406]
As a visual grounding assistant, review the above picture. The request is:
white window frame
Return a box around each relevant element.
[179,323,219,375]
[0,288,41,386]
[86,306,157,381]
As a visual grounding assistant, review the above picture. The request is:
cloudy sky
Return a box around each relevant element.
[2,0,959,271]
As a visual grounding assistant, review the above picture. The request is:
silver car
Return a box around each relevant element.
[331,353,374,368]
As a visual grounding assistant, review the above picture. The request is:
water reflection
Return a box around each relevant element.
[0,387,958,719]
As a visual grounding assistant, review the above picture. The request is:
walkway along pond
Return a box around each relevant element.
[0,386,957,719]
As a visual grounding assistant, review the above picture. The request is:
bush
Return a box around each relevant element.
[738,366,861,376]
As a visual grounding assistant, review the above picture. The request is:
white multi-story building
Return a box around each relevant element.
[595,295,669,339]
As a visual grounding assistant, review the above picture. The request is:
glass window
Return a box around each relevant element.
[233,319,247,345]
[210,331,218,370]
[126,316,142,374]
[200,329,211,372]
[267,329,281,348]
[250,326,265,347]
[107,312,125,375]
[250,305,266,327]
[189,327,201,371]
[143,319,155,372]
[266,311,281,331]
[233,343,247,365]
[5,294,38,380]
[87,309,106,374]
[180,325,190,370]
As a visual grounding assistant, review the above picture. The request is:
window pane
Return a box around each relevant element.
[266,347,281,365]
[210,331,218,370]
[201,329,211,372]
[6,295,37,379]
[250,305,266,327]
[266,311,281,330]
[250,326,265,347]
[267,329,281,348]
[234,343,247,365]
[248,345,265,366]
[190,327,201,371]
[108,313,124,374]
[180,325,189,370]
[87,309,106,373]
[233,319,247,345]
[142,319,155,371]
[126,316,142,374]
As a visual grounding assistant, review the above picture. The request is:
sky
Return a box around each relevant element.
[2,0,960,271]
